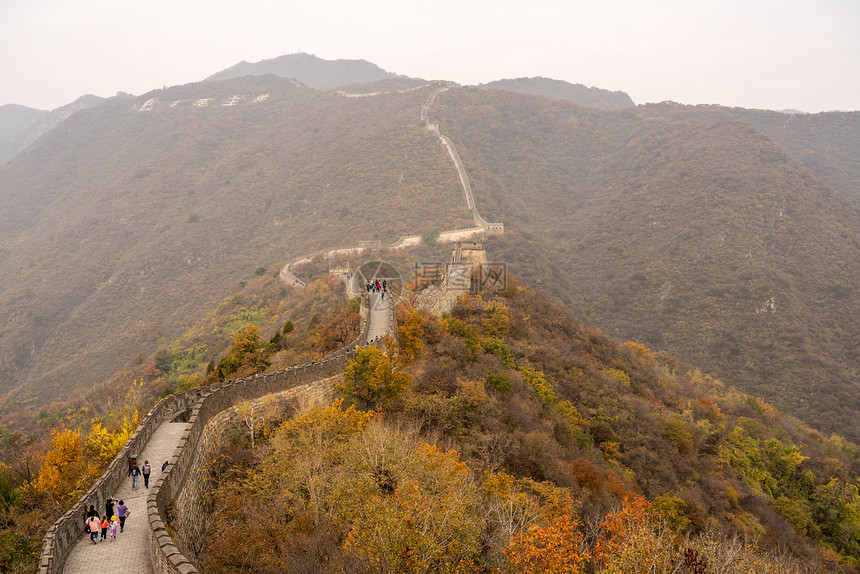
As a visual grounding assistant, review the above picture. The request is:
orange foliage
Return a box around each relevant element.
[505,504,586,574]
[591,495,677,574]
[623,341,654,360]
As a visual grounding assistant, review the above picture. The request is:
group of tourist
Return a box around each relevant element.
[84,498,127,544]
[365,279,387,293]
[83,459,168,546]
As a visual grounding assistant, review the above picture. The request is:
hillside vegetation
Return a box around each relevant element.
[0,270,370,571]
[1,63,858,461]
[2,243,858,571]
[198,276,860,572]
[430,86,860,442]
[0,77,469,415]
[624,103,860,208]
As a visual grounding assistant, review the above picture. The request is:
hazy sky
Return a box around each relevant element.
[1,0,858,112]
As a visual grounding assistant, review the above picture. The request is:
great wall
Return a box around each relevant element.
[40,84,502,574]
[279,85,503,290]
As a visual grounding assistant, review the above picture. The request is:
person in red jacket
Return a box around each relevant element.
[100,515,109,541]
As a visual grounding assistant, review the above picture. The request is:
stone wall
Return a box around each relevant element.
[39,347,355,574]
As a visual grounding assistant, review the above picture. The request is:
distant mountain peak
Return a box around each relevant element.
[204,53,408,91]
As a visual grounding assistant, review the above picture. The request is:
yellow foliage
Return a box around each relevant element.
[600,441,622,462]
[481,303,512,337]
[602,368,631,386]
[274,399,373,454]
[623,341,654,360]
[396,306,427,363]
[35,429,90,503]
[340,346,412,408]
[343,441,484,573]
[84,410,139,464]
[456,379,487,409]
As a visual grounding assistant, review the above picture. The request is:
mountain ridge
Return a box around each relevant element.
[478,76,635,110]
[430,86,860,440]
[0,77,468,411]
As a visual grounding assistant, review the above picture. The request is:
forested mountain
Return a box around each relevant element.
[430,87,860,441]
[1,58,859,571]
[194,279,859,572]
[0,77,467,413]
[479,77,635,110]
[6,267,860,572]
[204,52,414,90]
[630,103,860,207]
[0,62,858,448]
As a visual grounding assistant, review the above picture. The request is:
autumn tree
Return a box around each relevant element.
[315,302,361,352]
[342,426,484,573]
[84,410,139,463]
[504,493,587,574]
[34,429,92,507]
[217,325,270,379]
[340,346,411,408]
[483,471,544,568]
[396,305,428,364]
[591,495,679,574]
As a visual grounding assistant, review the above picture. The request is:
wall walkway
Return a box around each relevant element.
[62,422,191,574]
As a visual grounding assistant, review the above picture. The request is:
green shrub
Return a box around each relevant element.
[485,370,512,394]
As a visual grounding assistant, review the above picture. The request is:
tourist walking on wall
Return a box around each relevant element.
[86,504,98,519]
[109,516,119,541]
[105,498,114,520]
[117,500,128,532]
[129,462,141,490]
[100,515,109,541]
[142,460,151,488]
[86,515,100,545]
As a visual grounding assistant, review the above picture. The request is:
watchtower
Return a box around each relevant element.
[451,240,487,265]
